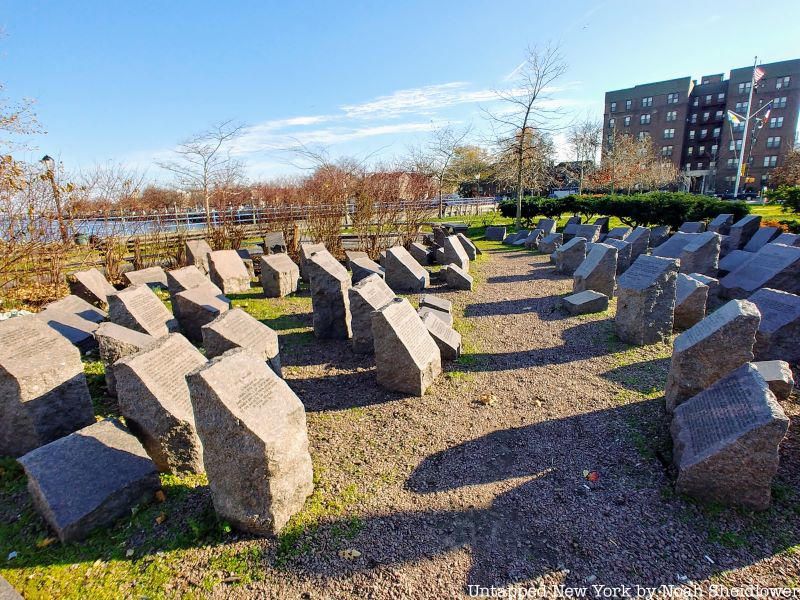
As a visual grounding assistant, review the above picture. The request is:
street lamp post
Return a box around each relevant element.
[40,155,70,244]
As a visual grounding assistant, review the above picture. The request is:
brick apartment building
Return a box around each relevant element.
[602,58,800,195]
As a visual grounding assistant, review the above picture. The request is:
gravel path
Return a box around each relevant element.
[221,246,799,598]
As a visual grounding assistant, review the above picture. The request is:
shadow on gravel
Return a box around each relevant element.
[463,295,567,319]
[602,357,671,392]
[289,368,401,412]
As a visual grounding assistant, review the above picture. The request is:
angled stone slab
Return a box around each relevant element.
[108,284,178,338]
[679,231,721,276]
[409,242,433,266]
[575,224,601,243]
[263,231,288,255]
[167,265,211,318]
[95,322,155,397]
[720,243,800,298]
[593,217,610,234]
[348,274,395,354]
[18,419,160,542]
[752,360,795,402]
[307,249,352,339]
[236,251,256,280]
[665,299,760,412]
[260,253,300,298]
[123,266,168,289]
[35,305,101,353]
[299,242,327,282]
[202,308,281,376]
[743,226,781,253]
[443,235,470,271]
[420,294,452,315]
[174,282,230,343]
[0,316,94,457]
[674,273,709,331]
[418,306,454,327]
[45,294,106,323]
[434,247,446,265]
[561,223,580,242]
[573,242,617,297]
[511,230,530,245]
[344,250,368,268]
[773,232,800,247]
[671,363,788,510]
[384,246,429,292]
[538,233,563,255]
[652,231,695,259]
[445,264,473,291]
[723,215,761,253]
[372,297,441,395]
[649,226,671,248]
[536,218,557,236]
[687,273,720,301]
[679,221,705,233]
[748,288,800,364]
[718,249,755,275]
[524,228,544,249]
[68,268,116,309]
[561,290,609,315]
[606,226,631,240]
[626,227,650,259]
[208,250,251,295]
[554,237,587,276]
[707,214,734,236]
[420,311,461,360]
[603,238,632,275]
[0,575,22,599]
[350,256,385,284]
[615,255,679,345]
[484,226,506,241]
[186,348,313,535]
[185,239,214,275]
[115,333,207,473]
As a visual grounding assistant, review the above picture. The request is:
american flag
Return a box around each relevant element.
[754,66,766,83]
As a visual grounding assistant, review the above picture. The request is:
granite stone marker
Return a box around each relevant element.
[344,250,368,268]
[350,256,385,284]
[652,231,694,259]
[167,265,211,318]
[593,217,610,234]
[307,250,352,339]
[68,268,117,309]
[524,229,544,249]
[237,251,256,279]
[299,242,327,281]
[720,243,800,298]
[565,216,581,226]
[409,242,432,266]
[260,253,300,298]
[773,232,800,247]
[679,221,706,233]
[263,231,288,254]
[748,287,800,364]
[43,294,106,323]
[671,363,788,510]
[115,333,207,473]
[679,231,721,276]
[725,215,762,252]
[603,238,632,275]
[0,316,94,457]
[626,227,650,259]
[687,273,720,302]
[445,264,473,291]
[752,360,795,402]
[615,255,679,345]
[173,282,230,343]
[511,230,530,245]
[95,322,155,396]
[718,249,755,275]
[606,226,631,240]
[484,226,506,241]
[743,226,780,253]
[575,224,601,243]
[108,284,178,338]
[418,306,454,327]
[674,273,709,331]
[554,237,587,276]
[538,233,563,254]
[0,575,22,599]
[420,310,462,360]
[17,419,160,542]
[562,223,580,242]
[649,226,671,248]
[384,246,429,292]
[123,266,168,289]
[372,297,441,395]
[573,242,617,297]
[208,250,251,295]
[185,239,214,275]
[35,304,101,352]
[420,294,452,315]
[434,247,446,265]
[665,299,760,411]
[186,348,314,535]
[348,274,395,354]
[562,290,609,315]
[537,218,557,235]
[202,308,282,375]
[443,236,469,271]
[708,214,734,235]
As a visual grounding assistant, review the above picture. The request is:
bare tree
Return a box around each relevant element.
[157,119,246,228]
[493,128,556,198]
[486,44,567,226]
[566,116,602,194]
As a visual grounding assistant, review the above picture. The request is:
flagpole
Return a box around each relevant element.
[733,56,758,198]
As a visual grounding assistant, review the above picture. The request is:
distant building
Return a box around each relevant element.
[602,58,800,195]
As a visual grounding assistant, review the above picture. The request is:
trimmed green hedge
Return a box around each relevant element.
[500,193,750,229]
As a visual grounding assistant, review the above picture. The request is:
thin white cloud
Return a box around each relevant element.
[340,82,498,119]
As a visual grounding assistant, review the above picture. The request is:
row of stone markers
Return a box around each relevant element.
[519,212,799,510]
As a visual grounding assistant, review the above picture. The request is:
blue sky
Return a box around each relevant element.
[2,0,799,180]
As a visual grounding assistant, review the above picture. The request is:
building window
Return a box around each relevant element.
[727,158,737,169]
[705,94,712,104]
[661,146,673,157]
[642,96,653,107]
[773,96,787,109]
[729,139,743,151]
[776,76,790,89]
[667,92,679,104]
[689,130,696,140]
[696,162,703,169]
[609,118,615,127]
[733,122,745,133]
[698,145,705,156]
[640,114,651,124]
[624,116,631,126]
[700,129,708,139]
[690,113,697,124]
[715,110,723,120]
[692,97,699,107]
[766,136,781,148]
[738,82,752,95]
[735,101,749,113]
[711,144,718,156]
[607,134,614,144]
[610,101,617,113]
[638,131,649,141]
[687,146,694,156]
[663,128,675,139]
[703,112,710,121]
[763,155,778,168]
[718,92,726,101]
[769,116,784,128]
[666,110,677,122]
